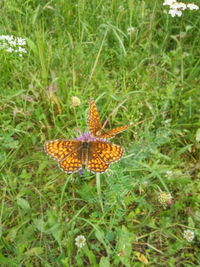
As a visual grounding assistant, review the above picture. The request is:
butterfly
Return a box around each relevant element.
[44,138,124,173]
[87,99,129,139]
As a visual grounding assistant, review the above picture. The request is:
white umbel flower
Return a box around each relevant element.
[170,2,187,10]
[187,3,199,10]
[0,35,27,56]
[163,0,176,6]
[169,9,182,16]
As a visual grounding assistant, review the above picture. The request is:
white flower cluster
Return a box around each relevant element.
[75,235,86,248]
[183,229,195,242]
[163,0,199,17]
[0,35,27,56]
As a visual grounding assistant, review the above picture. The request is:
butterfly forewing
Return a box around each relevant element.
[88,99,102,137]
[44,140,81,161]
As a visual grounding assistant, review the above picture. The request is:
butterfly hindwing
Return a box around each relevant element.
[59,151,82,173]
[97,125,129,139]
[90,141,124,164]
[87,154,109,173]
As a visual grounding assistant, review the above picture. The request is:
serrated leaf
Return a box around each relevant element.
[16,197,30,211]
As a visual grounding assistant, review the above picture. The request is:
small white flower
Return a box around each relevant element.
[171,2,187,10]
[17,47,27,53]
[165,170,173,179]
[75,235,86,248]
[183,229,195,242]
[0,35,27,56]
[6,47,14,52]
[127,26,136,35]
[118,5,125,12]
[71,96,81,107]
[169,8,182,17]
[187,3,199,10]
[17,37,26,45]
[163,0,176,6]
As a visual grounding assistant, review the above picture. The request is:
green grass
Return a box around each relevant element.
[1,0,200,266]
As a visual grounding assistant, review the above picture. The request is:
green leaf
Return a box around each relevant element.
[33,218,45,232]
[16,197,30,211]
[47,223,62,245]
[117,225,134,267]
[95,229,105,243]
[99,257,110,267]
[196,128,200,142]
[188,216,195,228]
[83,246,97,266]
[0,252,16,265]
[25,247,44,256]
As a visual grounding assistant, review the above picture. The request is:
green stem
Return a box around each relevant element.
[96,173,104,212]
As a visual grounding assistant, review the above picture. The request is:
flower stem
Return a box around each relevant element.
[96,173,104,212]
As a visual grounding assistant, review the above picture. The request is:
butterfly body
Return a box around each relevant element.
[80,141,90,166]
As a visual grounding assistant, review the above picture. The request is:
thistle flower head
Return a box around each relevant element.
[76,132,96,142]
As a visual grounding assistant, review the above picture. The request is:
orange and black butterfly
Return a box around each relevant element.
[87,99,129,140]
[44,134,123,173]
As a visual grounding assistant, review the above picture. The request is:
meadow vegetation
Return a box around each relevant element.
[0,0,200,266]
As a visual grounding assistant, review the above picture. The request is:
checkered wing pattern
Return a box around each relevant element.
[87,141,124,173]
[88,99,129,139]
[45,139,124,174]
[44,140,83,173]
[44,140,80,161]
[59,151,82,173]
[96,125,129,139]
[87,99,102,137]
[87,156,109,173]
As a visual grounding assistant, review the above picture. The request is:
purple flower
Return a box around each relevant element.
[76,132,110,143]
